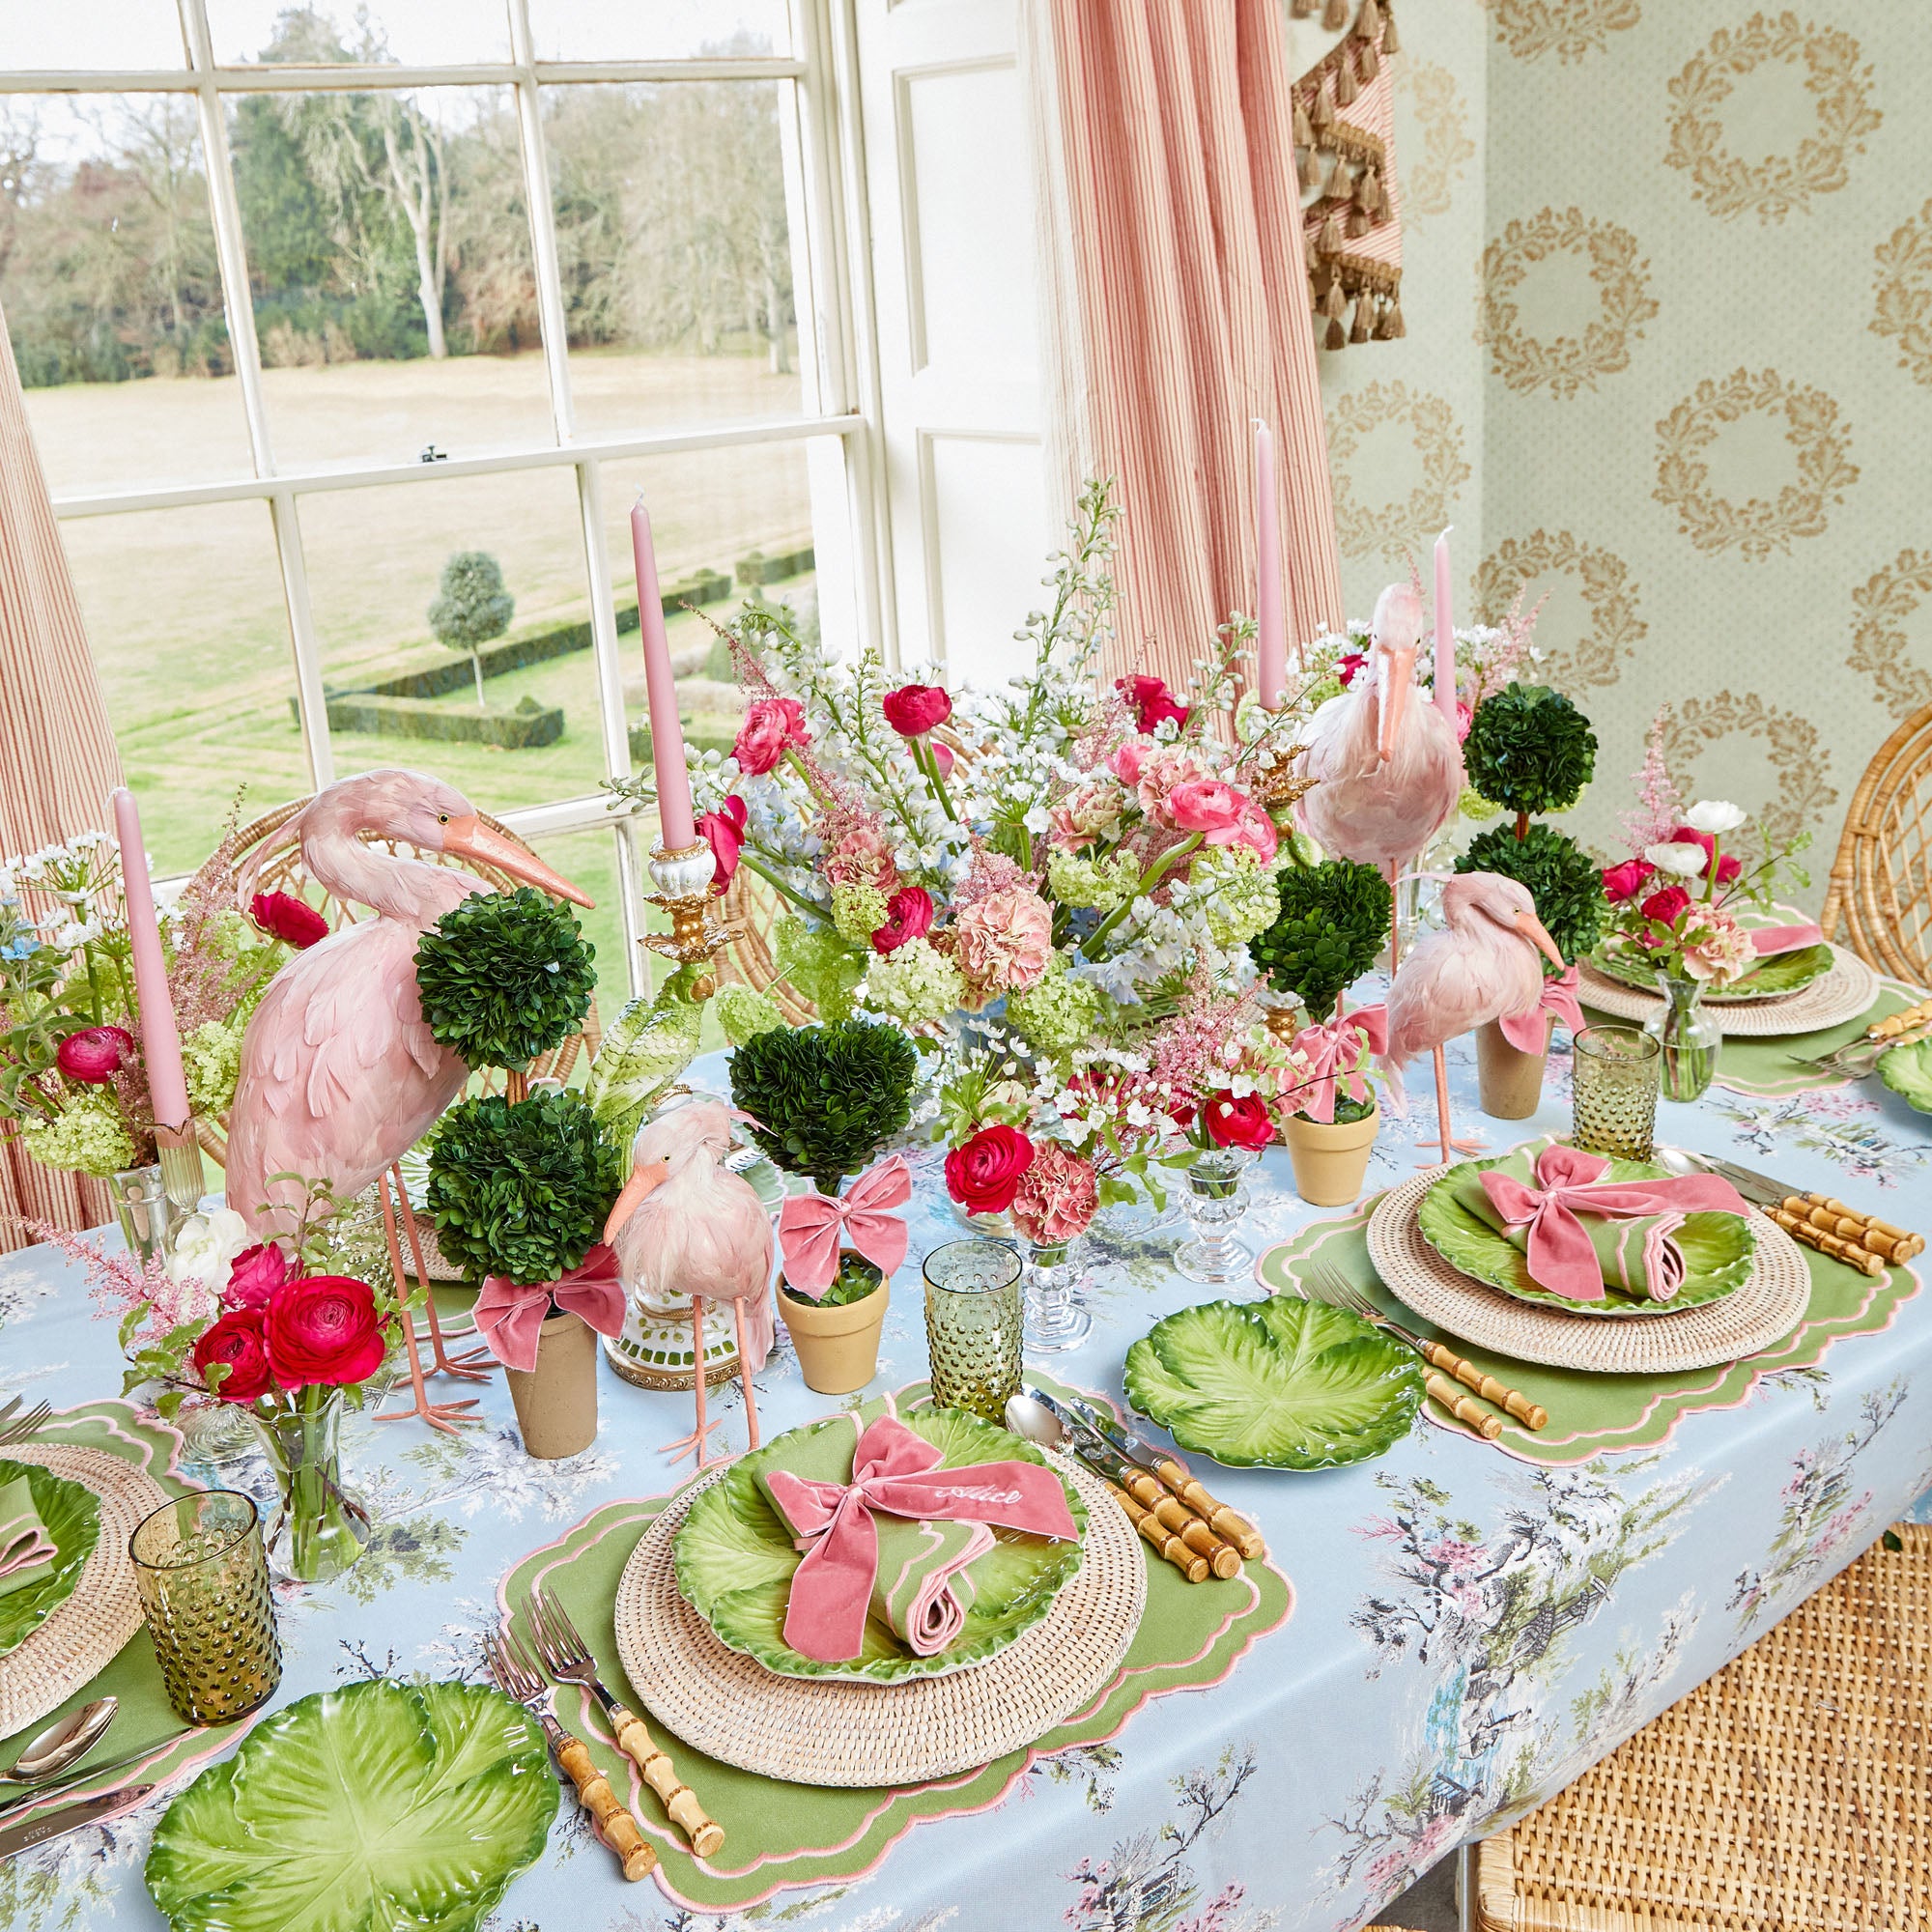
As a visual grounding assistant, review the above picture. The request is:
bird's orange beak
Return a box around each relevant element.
[440,814,595,908]
[1514,908,1566,971]
[604,1159,670,1243]
[1376,646,1415,765]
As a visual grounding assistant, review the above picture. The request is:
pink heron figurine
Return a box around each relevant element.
[1297,581,1463,966]
[1382,872,1564,1159]
[228,769,592,1432]
[604,1098,776,1468]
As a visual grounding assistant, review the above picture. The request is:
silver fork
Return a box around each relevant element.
[0,1403,52,1447]
[484,1625,657,1882]
[526,1583,724,1857]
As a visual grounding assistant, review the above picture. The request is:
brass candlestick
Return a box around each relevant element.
[641,841,742,1002]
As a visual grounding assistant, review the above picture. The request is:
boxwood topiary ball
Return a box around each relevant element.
[728,1017,919,1196]
[1250,859,1393,1020]
[1455,821,1606,968]
[1462,684,1598,820]
[414,887,595,1072]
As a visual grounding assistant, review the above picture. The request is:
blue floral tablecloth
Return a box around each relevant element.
[2,1033,1929,1932]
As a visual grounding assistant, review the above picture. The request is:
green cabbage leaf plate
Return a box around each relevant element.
[1415,1153,1756,1318]
[1589,941,1833,1004]
[0,1458,100,1660]
[1879,1037,1932,1114]
[673,1402,1088,1685]
[145,1679,557,1932]
[1123,1297,1423,1469]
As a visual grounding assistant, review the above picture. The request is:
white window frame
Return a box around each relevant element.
[5,0,889,998]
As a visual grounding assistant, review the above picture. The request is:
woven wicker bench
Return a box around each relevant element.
[1473,1521,1929,1930]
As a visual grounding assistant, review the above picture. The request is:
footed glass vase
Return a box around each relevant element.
[1645,970,1721,1103]
[1022,1237,1092,1354]
[250,1389,371,1585]
[1174,1149,1258,1284]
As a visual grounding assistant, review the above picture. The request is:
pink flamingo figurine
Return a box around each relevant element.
[1382,872,1564,1160]
[1297,581,1463,965]
[228,769,593,1432]
[604,1098,776,1469]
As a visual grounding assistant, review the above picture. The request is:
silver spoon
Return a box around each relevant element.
[0,1697,117,1791]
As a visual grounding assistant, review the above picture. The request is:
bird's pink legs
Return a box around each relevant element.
[1415,1043,1485,1163]
[390,1165,494,1381]
[733,1302,761,1455]
[375,1174,481,1435]
[659,1303,724,1469]
[1385,860,1404,978]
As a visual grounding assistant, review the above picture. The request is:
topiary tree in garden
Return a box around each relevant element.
[429,550,514,709]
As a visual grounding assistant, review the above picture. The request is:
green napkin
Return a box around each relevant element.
[0,1475,56,1601]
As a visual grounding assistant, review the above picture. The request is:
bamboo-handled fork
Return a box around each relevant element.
[1793,997,1932,1075]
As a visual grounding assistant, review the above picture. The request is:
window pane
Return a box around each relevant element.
[519,822,631,1012]
[0,97,255,493]
[60,501,309,876]
[204,0,511,68]
[545,81,803,440]
[228,84,555,469]
[8,3,185,68]
[527,0,789,62]
[297,469,606,818]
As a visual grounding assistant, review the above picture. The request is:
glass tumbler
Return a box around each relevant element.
[131,1491,282,1725]
[1571,1025,1662,1160]
[923,1239,1024,1424]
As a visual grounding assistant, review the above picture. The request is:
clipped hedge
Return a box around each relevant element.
[736,544,814,585]
[308,691,565,749]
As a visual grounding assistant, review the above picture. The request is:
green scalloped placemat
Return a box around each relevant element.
[497,1377,1293,1914]
[0,1402,253,1831]
[1257,1203,1922,1466]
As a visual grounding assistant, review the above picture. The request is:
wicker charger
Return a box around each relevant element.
[614,1450,1146,1786]
[0,1442,172,1738]
[1577,947,1880,1037]
[1366,1169,1813,1374]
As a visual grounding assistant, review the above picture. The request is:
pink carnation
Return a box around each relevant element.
[1681,907,1756,987]
[1009,1141,1098,1245]
[1133,746,1209,825]
[952,887,1054,995]
[823,822,898,894]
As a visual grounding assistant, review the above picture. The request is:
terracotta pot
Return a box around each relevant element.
[1282,1102,1380,1208]
[502,1309,599,1460]
[1476,1014,1550,1121]
[779,1260,890,1396]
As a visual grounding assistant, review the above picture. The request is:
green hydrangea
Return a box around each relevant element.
[831,882,892,947]
[1189,849,1282,948]
[182,1017,245,1115]
[1006,960,1101,1057]
[776,916,867,1023]
[1460,787,1505,821]
[23,1091,138,1178]
[1047,848,1138,910]
[714,983,785,1046]
[863,936,966,1028]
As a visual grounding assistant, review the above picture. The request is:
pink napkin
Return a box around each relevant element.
[776,1155,912,1299]
[1499,962,1587,1055]
[1748,923,1824,957]
[1291,1006,1387,1124]
[474,1242,627,1372]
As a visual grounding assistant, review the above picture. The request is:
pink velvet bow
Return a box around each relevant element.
[1749,922,1824,957]
[764,1412,1079,1662]
[776,1155,912,1299]
[1292,1006,1388,1124]
[475,1242,627,1373]
[1499,963,1588,1055]
[1479,1144,1747,1302]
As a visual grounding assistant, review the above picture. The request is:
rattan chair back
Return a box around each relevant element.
[1821,700,1932,982]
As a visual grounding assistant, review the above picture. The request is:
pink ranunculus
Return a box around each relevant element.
[881,682,952,737]
[249,890,328,950]
[1116,673,1188,734]
[1165,780,1245,835]
[952,887,1055,995]
[1667,825,1743,885]
[1602,859,1655,903]
[264,1274,388,1389]
[1009,1141,1099,1245]
[1640,885,1691,927]
[55,1024,135,1086]
[224,1241,290,1311]
[1337,651,1367,688]
[1107,741,1149,787]
[732,696,810,777]
[696,795,748,896]
[871,885,934,954]
[1206,798,1279,864]
[945,1124,1037,1215]
[1454,700,1474,744]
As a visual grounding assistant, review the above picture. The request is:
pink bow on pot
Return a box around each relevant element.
[473,1242,627,1373]
[1291,1005,1387,1123]
[776,1155,912,1299]
[1498,962,1587,1055]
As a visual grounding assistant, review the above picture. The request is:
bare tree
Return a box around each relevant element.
[377,96,449,359]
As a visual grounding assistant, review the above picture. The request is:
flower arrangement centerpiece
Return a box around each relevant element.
[1598,713,1811,1101]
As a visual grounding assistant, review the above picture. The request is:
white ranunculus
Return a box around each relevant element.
[1644,840,1710,878]
[1684,799,1747,836]
[165,1207,253,1289]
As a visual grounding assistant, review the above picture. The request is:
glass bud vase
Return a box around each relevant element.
[250,1389,372,1585]
[1022,1237,1093,1353]
[1174,1148,1258,1285]
[1645,970,1722,1103]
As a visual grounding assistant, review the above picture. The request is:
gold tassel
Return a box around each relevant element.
[1383,298,1406,339]
[1310,74,1334,130]
[1380,5,1400,53]
[1325,315,1349,351]
[1293,97,1315,148]
[1298,145,1323,191]
[1322,271,1350,319]
[1356,166,1382,216]
[1356,0,1382,39]
[1359,38,1379,80]
[1350,295,1373,344]
[1292,0,1317,15]
[1324,0,1349,29]
[1348,205,1371,240]
[1335,57,1358,107]
[1317,207,1344,256]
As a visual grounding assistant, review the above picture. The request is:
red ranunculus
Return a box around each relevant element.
[732,697,810,777]
[696,795,748,896]
[1204,1089,1275,1151]
[225,1241,291,1311]
[1165,780,1245,835]
[1337,651,1367,688]
[1640,885,1691,927]
[881,682,952,738]
[55,1025,134,1086]
[1116,674,1188,734]
[265,1274,387,1389]
[192,1308,275,1405]
[250,890,328,950]
[1666,826,1743,885]
[872,885,934,954]
[944,1125,1037,1215]
[1602,859,1655,903]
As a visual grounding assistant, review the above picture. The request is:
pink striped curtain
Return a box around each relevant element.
[1036,0,1345,690]
[0,303,124,1246]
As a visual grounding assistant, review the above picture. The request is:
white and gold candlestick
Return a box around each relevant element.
[641,841,742,1002]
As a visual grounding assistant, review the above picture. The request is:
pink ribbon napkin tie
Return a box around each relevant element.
[1499,963,1587,1056]
[1292,1006,1388,1123]
[474,1241,628,1372]
[777,1154,912,1299]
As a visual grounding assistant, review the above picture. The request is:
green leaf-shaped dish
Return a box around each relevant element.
[145,1679,557,1932]
[1123,1297,1423,1470]
[1590,941,1833,1003]
[674,1403,1088,1684]
[1416,1153,1756,1317]
[0,1458,101,1660]
[1879,1037,1932,1114]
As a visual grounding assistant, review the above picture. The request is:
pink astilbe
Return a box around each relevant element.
[26,1219,216,1342]
[1146,974,1264,1118]
[951,839,1041,912]
[1618,708,1683,857]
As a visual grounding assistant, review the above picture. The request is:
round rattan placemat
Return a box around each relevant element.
[0,1442,171,1738]
[1577,948,1880,1037]
[615,1449,1145,1786]
[1366,1169,1813,1374]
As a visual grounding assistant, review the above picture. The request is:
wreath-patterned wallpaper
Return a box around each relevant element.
[1318,2,1932,905]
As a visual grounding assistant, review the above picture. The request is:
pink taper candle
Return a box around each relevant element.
[1254,418,1287,707]
[1433,526,1459,725]
[630,497,696,850]
[110,787,191,1135]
